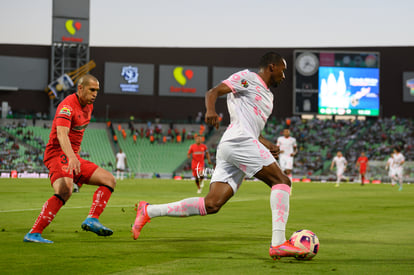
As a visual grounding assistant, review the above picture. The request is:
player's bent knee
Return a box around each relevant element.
[281,174,291,186]
[57,188,72,201]
[106,174,116,188]
[93,168,116,189]
[271,173,291,188]
[204,200,222,214]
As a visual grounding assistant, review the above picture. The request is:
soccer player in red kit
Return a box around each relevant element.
[356,151,369,185]
[187,135,212,193]
[23,74,116,243]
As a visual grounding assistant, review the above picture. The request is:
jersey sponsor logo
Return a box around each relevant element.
[59,105,72,117]
[241,79,249,88]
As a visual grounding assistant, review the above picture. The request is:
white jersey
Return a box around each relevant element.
[220,70,274,143]
[333,156,347,171]
[116,152,127,170]
[276,136,297,157]
[392,153,405,170]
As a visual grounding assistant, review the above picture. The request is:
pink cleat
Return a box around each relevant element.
[131,201,151,240]
[269,240,310,260]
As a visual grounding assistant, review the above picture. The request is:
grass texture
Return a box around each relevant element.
[0,179,413,274]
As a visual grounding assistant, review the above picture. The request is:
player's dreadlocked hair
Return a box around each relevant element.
[259,52,284,69]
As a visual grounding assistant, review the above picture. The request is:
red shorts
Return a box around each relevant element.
[44,150,98,187]
[191,162,204,178]
[360,167,367,175]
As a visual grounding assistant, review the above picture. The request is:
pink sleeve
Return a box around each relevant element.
[222,80,237,94]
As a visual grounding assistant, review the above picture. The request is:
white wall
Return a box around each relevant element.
[0,0,413,47]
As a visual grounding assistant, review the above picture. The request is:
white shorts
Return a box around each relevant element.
[116,164,125,170]
[336,168,345,177]
[210,138,276,194]
[393,168,403,179]
[279,155,294,171]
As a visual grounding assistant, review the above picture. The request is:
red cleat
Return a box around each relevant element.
[269,240,310,260]
[131,201,150,240]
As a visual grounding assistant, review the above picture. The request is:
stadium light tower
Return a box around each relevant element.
[50,0,90,117]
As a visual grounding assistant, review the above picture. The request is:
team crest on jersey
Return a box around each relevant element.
[59,105,72,117]
[241,79,249,88]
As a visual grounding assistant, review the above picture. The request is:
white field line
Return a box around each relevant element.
[0,198,257,213]
[0,204,133,213]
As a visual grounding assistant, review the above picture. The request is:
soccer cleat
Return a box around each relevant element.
[23,232,53,243]
[269,241,310,260]
[81,217,113,236]
[335,183,340,187]
[197,188,202,194]
[132,201,150,240]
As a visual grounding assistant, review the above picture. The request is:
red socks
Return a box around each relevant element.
[88,186,113,219]
[30,185,113,234]
[31,195,64,234]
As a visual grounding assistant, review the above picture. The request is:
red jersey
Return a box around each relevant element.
[357,156,368,170]
[188,143,208,167]
[45,93,92,155]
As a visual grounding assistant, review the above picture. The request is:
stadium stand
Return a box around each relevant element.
[261,116,414,181]
[113,123,203,176]
[1,117,412,181]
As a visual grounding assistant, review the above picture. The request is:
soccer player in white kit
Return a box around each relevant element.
[116,149,127,180]
[385,152,395,185]
[276,129,297,182]
[392,147,405,191]
[330,151,347,187]
[131,52,310,260]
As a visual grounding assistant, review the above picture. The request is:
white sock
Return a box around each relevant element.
[271,184,291,246]
[116,171,120,179]
[147,197,207,218]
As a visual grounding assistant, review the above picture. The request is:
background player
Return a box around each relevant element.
[132,52,311,260]
[355,151,369,185]
[23,75,116,243]
[187,135,212,193]
[116,148,127,180]
[330,151,348,187]
[276,128,297,183]
[385,152,395,185]
[392,147,405,191]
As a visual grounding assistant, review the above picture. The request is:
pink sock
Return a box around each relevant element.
[147,197,206,217]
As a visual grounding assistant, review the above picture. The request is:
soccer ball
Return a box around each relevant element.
[289,229,319,260]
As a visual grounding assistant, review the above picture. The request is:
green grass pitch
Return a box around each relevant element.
[1,178,413,274]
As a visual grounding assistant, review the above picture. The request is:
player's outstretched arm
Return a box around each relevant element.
[205,83,231,129]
